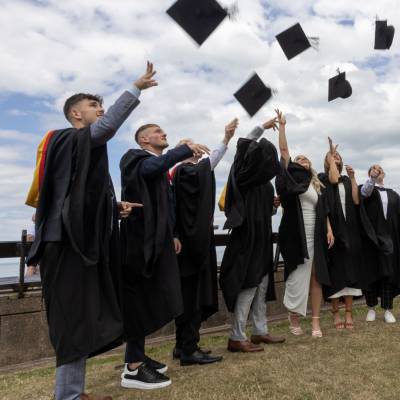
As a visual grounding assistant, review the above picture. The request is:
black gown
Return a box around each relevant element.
[173,159,218,321]
[219,137,280,312]
[119,146,192,340]
[359,186,400,293]
[318,174,364,298]
[27,128,123,367]
[275,160,330,286]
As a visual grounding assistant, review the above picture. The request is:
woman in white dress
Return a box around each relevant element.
[318,139,363,329]
[275,110,334,337]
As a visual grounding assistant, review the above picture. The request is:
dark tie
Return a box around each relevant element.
[376,186,386,192]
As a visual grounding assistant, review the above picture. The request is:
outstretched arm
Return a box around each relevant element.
[326,137,340,184]
[345,165,360,205]
[141,144,210,179]
[209,118,239,170]
[275,109,290,167]
[246,116,278,141]
[361,166,380,197]
[90,61,158,147]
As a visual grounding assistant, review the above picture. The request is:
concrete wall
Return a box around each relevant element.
[0,268,288,367]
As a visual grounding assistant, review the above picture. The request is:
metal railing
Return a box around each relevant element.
[0,231,281,298]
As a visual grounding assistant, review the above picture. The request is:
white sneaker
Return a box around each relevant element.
[384,310,396,324]
[366,309,376,322]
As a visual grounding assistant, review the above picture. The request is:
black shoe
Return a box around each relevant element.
[173,347,212,360]
[144,355,168,374]
[180,350,223,366]
[121,363,171,390]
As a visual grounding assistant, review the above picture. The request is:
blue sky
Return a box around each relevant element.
[0,0,399,240]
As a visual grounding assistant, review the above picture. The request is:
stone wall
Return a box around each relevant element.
[0,268,288,368]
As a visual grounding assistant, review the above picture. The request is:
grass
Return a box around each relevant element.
[1,305,400,400]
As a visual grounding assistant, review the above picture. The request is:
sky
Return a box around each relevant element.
[0,0,399,240]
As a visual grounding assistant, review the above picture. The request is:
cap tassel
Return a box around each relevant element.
[225,1,239,20]
[307,36,320,51]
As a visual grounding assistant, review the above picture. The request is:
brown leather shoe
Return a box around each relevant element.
[227,339,264,353]
[250,334,286,345]
[81,394,113,400]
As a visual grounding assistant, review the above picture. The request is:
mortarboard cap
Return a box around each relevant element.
[374,20,395,50]
[328,71,352,102]
[234,73,272,117]
[276,23,312,60]
[167,0,228,46]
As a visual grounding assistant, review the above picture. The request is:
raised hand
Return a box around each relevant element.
[369,166,381,180]
[187,143,210,157]
[345,165,355,179]
[328,136,339,155]
[224,118,239,145]
[274,109,286,126]
[134,61,158,90]
[262,116,278,131]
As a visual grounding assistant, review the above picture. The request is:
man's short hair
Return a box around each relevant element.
[63,93,103,122]
[134,124,159,144]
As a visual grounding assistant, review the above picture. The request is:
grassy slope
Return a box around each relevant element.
[1,305,400,400]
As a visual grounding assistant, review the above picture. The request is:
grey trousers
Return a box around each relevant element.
[55,357,86,400]
[230,274,269,341]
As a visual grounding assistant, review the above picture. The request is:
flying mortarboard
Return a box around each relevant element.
[328,70,352,102]
[234,73,273,117]
[276,23,319,60]
[374,20,395,50]
[167,0,232,46]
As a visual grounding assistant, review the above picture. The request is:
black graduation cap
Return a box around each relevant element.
[234,73,272,117]
[166,0,228,46]
[328,71,352,102]
[276,23,313,60]
[374,20,395,50]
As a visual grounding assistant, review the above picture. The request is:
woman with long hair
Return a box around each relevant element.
[319,138,363,329]
[275,110,334,338]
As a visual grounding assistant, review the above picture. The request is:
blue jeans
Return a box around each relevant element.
[55,357,87,400]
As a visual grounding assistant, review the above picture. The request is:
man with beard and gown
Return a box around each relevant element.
[318,137,364,330]
[25,62,157,400]
[220,116,286,353]
[360,164,400,323]
[119,123,210,389]
[172,118,239,365]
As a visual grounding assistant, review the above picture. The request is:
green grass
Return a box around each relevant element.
[1,305,400,400]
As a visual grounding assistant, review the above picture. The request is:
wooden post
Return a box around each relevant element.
[18,230,27,298]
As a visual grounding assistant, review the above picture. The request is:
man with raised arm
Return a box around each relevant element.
[172,118,239,366]
[26,62,157,400]
[119,124,209,389]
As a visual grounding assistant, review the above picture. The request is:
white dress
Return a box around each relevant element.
[328,182,362,299]
[283,184,318,316]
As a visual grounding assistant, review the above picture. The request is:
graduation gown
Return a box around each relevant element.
[219,138,280,312]
[359,186,400,292]
[173,159,218,320]
[27,128,123,367]
[120,146,191,340]
[318,174,364,298]
[275,160,330,286]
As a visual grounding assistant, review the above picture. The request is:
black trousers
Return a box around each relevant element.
[364,279,394,310]
[124,337,145,363]
[175,309,202,356]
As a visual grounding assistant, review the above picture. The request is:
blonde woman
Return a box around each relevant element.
[318,138,363,329]
[275,110,334,337]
